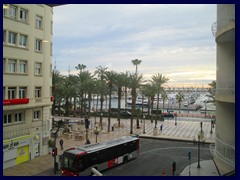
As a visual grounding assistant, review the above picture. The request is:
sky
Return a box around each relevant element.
[53,4,216,87]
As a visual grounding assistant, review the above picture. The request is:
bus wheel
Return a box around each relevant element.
[123,156,128,163]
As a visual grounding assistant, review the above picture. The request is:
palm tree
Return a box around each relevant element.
[114,72,126,127]
[94,66,108,129]
[161,91,168,113]
[128,73,145,133]
[151,73,169,128]
[123,71,130,109]
[75,64,86,73]
[105,70,117,132]
[140,83,157,121]
[52,69,65,116]
[131,59,142,74]
[207,80,216,105]
[176,91,184,113]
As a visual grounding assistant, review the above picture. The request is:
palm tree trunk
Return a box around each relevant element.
[100,93,104,130]
[117,87,122,127]
[151,97,154,123]
[130,88,136,134]
[155,92,160,128]
[108,87,112,132]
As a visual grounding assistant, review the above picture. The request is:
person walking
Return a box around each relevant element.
[160,124,163,133]
[59,139,64,150]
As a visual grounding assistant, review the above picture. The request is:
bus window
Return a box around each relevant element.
[63,155,76,171]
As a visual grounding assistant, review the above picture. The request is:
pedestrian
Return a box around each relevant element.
[160,124,163,132]
[59,139,64,150]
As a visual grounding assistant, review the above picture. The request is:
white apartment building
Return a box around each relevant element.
[213,4,235,174]
[3,4,53,169]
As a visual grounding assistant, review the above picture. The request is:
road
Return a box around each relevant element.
[103,138,212,176]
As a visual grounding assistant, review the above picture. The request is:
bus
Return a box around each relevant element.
[61,135,139,176]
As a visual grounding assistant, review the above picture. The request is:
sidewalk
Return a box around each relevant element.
[3,117,218,176]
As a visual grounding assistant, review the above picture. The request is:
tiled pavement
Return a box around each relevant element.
[3,117,217,176]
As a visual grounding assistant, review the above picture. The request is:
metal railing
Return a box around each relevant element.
[214,137,235,168]
[216,75,235,96]
[4,127,31,140]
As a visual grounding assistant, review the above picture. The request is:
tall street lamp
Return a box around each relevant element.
[143,115,146,134]
[175,113,177,125]
[94,126,101,143]
[197,133,201,168]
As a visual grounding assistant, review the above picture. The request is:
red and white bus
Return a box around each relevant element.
[61,135,139,176]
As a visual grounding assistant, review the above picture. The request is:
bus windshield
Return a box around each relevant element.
[62,154,77,172]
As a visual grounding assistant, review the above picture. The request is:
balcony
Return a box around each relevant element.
[216,75,235,103]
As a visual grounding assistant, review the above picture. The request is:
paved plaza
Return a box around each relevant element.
[3,116,217,176]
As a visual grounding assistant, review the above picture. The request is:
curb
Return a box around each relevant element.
[139,134,215,144]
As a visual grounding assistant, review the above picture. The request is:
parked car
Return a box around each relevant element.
[120,111,132,118]
[162,112,175,118]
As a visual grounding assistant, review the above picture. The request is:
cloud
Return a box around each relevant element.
[53,4,216,85]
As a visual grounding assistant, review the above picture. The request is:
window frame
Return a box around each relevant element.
[19,8,28,22]
[35,87,42,98]
[8,59,17,73]
[35,39,42,52]
[19,60,27,73]
[19,34,28,47]
[8,31,17,45]
[8,87,16,99]
[35,62,42,75]
[36,15,43,29]
[9,5,17,19]
[19,87,27,98]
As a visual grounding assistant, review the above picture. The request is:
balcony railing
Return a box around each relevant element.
[215,137,235,168]
[216,74,235,96]
[211,5,235,37]
[4,127,31,140]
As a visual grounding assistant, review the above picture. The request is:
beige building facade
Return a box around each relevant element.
[3,4,53,169]
[213,4,235,174]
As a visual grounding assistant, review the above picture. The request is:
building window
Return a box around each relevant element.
[35,87,41,98]
[4,114,12,124]
[8,59,16,73]
[3,30,6,44]
[35,39,42,52]
[3,87,6,100]
[36,16,43,28]
[9,5,17,19]
[3,4,8,16]
[35,63,41,75]
[19,34,27,47]
[8,87,16,99]
[8,32,17,45]
[33,110,41,120]
[3,58,6,73]
[19,87,27,98]
[19,60,27,73]
[20,8,28,22]
[15,112,23,123]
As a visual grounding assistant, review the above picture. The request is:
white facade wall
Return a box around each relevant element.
[3,4,53,169]
[214,4,235,174]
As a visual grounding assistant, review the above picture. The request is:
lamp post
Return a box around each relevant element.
[94,126,101,143]
[210,120,213,134]
[175,113,177,125]
[143,115,146,134]
[197,133,201,168]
